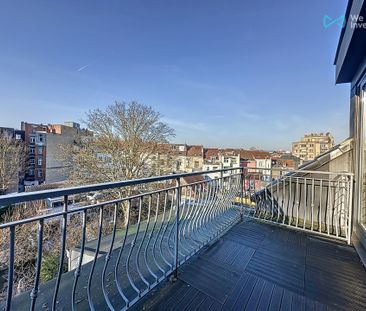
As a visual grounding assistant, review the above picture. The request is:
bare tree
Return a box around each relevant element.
[65,101,175,224]
[0,135,25,195]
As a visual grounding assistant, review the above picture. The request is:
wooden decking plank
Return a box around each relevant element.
[243,277,266,310]
[267,285,284,311]
[231,273,258,310]
[179,257,240,303]
[256,280,275,311]
[280,289,293,311]
[129,220,366,311]
[221,272,251,309]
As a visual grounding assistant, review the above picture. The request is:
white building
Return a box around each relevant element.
[255,158,272,181]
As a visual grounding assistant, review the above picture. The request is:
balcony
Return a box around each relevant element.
[0,167,365,311]
[131,220,366,311]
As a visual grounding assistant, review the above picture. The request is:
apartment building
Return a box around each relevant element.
[203,149,242,179]
[45,122,83,184]
[0,127,25,141]
[150,143,186,175]
[155,145,273,180]
[271,154,300,179]
[21,121,83,186]
[239,149,271,180]
[21,122,48,186]
[292,132,334,162]
[220,149,240,168]
[152,144,205,174]
[186,145,204,171]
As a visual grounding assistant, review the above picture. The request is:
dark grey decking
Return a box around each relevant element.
[131,219,366,311]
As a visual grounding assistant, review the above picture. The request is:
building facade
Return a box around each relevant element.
[45,122,83,184]
[292,133,334,162]
[334,0,366,264]
[21,122,48,186]
[21,121,83,186]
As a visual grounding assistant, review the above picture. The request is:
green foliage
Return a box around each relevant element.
[40,252,60,282]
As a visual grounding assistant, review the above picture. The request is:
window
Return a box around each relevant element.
[38,147,43,154]
[30,147,35,154]
[30,159,35,165]
[38,158,43,166]
[30,136,35,143]
[29,169,34,176]
[15,134,21,140]
[38,171,42,178]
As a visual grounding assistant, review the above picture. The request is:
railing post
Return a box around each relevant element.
[52,195,68,310]
[174,177,181,278]
[240,167,244,222]
[6,226,15,311]
[220,163,224,187]
[347,174,354,245]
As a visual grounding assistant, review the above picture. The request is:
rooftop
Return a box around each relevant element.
[132,219,366,311]
[0,167,362,311]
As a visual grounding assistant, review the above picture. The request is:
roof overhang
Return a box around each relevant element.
[334,0,366,84]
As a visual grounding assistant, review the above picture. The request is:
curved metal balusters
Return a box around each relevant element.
[52,195,69,311]
[30,219,44,311]
[1,167,351,311]
[134,197,150,290]
[72,210,87,311]
[102,203,119,310]
[87,206,104,311]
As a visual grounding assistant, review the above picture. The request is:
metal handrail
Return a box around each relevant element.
[0,166,354,311]
[242,170,353,244]
[0,167,242,311]
[0,173,243,229]
[241,167,354,176]
[0,167,353,207]
[0,167,241,206]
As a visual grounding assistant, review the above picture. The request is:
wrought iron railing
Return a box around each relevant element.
[0,168,242,311]
[241,167,354,244]
[0,167,354,310]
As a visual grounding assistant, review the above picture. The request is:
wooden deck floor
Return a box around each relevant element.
[131,219,366,311]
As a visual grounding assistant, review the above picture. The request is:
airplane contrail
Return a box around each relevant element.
[77,64,91,72]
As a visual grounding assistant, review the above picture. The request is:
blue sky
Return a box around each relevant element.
[0,0,349,150]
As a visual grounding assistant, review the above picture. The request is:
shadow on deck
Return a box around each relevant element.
[131,219,366,311]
